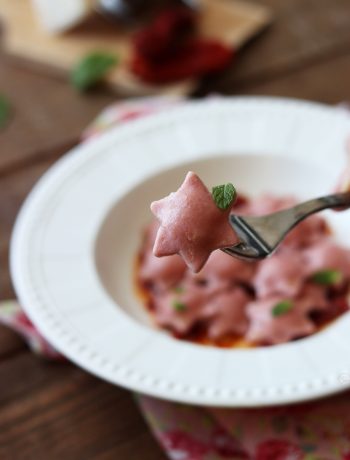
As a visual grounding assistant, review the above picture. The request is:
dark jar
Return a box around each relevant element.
[98,0,198,24]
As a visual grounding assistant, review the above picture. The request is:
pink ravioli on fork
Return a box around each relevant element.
[150,171,238,272]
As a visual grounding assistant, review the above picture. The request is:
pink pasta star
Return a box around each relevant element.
[151,172,238,272]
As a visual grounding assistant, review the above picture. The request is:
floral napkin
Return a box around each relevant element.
[3,96,350,460]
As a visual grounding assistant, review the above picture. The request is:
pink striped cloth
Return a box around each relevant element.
[4,97,350,460]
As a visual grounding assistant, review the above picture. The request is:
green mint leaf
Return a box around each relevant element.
[311,269,343,285]
[212,183,236,210]
[272,300,293,317]
[0,94,11,128]
[71,52,118,91]
[172,300,187,312]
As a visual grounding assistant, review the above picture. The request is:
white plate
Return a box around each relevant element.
[11,97,350,407]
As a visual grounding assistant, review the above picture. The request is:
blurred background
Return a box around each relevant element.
[1,0,350,458]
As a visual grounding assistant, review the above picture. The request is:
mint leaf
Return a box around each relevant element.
[311,269,343,285]
[71,52,118,91]
[212,183,236,210]
[272,300,293,317]
[0,95,11,128]
[172,300,187,312]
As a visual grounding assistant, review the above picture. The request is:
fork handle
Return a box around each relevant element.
[292,191,350,220]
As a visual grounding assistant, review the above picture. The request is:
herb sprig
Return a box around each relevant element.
[311,269,343,286]
[172,300,187,312]
[272,300,294,317]
[212,183,236,210]
[71,52,118,92]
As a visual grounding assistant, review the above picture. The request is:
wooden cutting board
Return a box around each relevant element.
[0,0,272,96]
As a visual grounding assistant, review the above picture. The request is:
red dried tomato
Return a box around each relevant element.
[131,39,233,84]
[133,7,196,61]
[131,6,233,84]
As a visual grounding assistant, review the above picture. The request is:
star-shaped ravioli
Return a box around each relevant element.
[201,287,250,339]
[245,296,316,345]
[150,172,238,272]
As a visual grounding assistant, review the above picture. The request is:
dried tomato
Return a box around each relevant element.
[131,5,233,83]
[133,7,196,61]
[131,39,233,84]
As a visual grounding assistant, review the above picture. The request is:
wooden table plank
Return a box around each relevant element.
[0,354,165,459]
[231,50,350,103]
[0,325,26,360]
[0,50,114,172]
[221,0,350,84]
[94,433,167,460]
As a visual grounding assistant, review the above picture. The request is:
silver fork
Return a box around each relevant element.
[223,192,350,261]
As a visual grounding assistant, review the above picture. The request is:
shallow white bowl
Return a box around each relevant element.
[10,97,350,407]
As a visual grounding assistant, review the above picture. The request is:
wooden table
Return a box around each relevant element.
[1,1,350,458]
